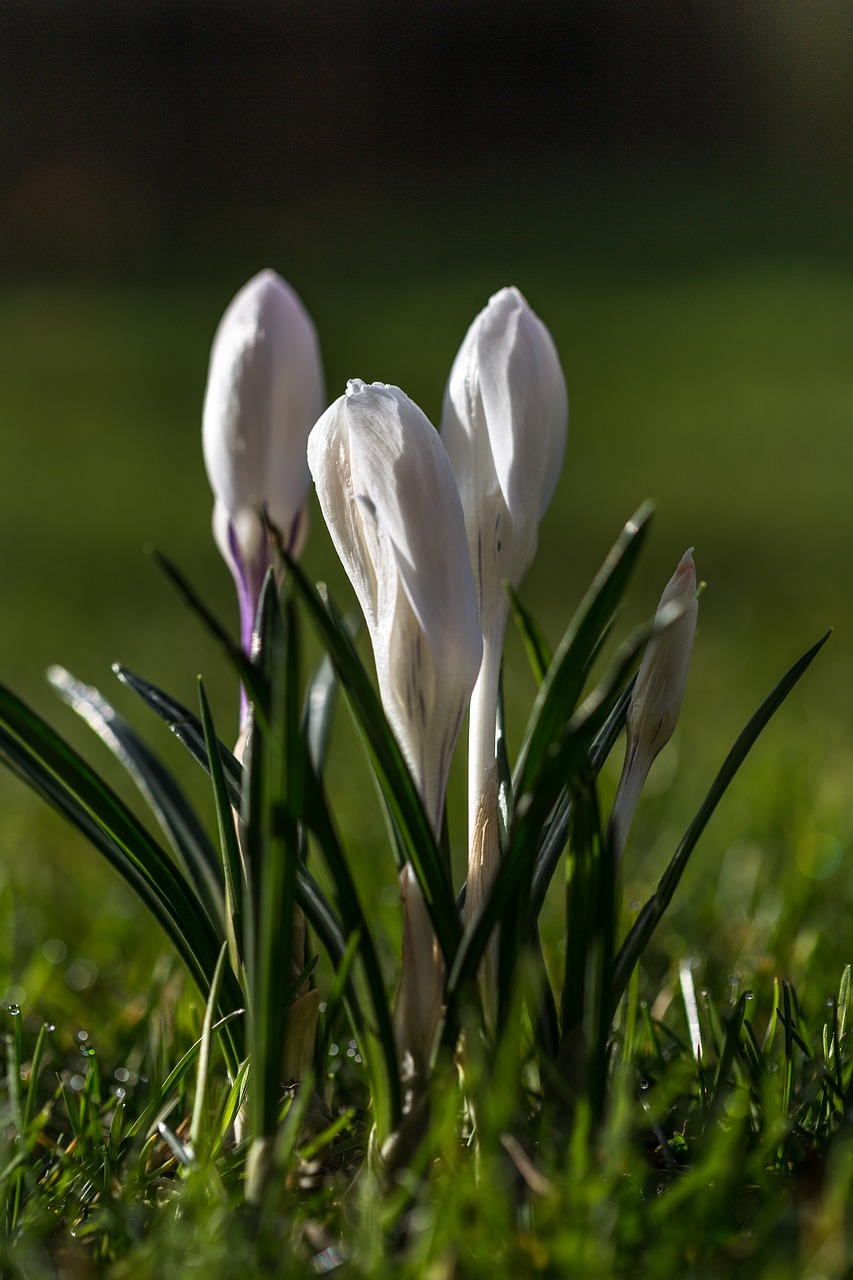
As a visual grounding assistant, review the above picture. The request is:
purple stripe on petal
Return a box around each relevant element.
[227,520,258,657]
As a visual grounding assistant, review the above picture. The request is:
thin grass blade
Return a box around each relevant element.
[611,631,831,1008]
[48,665,225,929]
[114,665,243,809]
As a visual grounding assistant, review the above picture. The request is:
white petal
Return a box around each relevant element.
[477,287,567,530]
[202,269,324,548]
[309,380,483,831]
[345,382,482,680]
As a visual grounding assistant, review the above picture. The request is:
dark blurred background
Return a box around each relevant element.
[1,0,852,1017]
[2,0,852,278]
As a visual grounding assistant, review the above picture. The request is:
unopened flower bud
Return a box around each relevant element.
[202,269,325,656]
[609,548,699,863]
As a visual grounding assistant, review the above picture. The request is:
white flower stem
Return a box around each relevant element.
[467,600,508,863]
[466,600,509,1033]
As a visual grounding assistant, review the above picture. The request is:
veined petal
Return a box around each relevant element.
[345,381,481,677]
[307,395,380,636]
[308,379,483,833]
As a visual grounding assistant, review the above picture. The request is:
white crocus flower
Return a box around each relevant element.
[441,287,568,995]
[608,548,699,864]
[309,379,482,1081]
[202,269,325,659]
[308,378,482,838]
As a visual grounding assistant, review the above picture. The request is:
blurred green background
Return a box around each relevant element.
[1,0,852,1030]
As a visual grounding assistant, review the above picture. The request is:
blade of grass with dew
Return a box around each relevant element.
[114,666,243,809]
[48,664,225,931]
[282,549,461,965]
[610,631,831,1010]
[119,1011,244,1153]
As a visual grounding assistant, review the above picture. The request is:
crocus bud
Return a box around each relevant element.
[202,269,325,655]
[307,379,482,836]
[440,288,568,1021]
[440,286,568,637]
[609,548,699,863]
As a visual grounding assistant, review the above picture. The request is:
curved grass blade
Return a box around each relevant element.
[116,665,356,1022]
[513,503,653,802]
[301,755,401,1136]
[282,551,460,964]
[529,679,635,920]
[507,583,551,685]
[0,684,244,1065]
[198,679,245,980]
[114,666,243,810]
[611,630,831,1009]
[190,941,230,1153]
[303,652,339,781]
[48,665,225,930]
[148,548,270,719]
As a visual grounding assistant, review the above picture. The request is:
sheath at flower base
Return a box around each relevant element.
[440,287,568,975]
[608,548,699,865]
[202,269,325,665]
[308,379,482,1079]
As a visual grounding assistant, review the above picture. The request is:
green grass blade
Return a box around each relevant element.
[555,774,614,1124]
[529,679,635,920]
[611,630,831,1008]
[513,503,653,801]
[301,757,401,1136]
[243,579,299,1145]
[48,664,225,930]
[447,619,657,1019]
[0,684,244,1063]
[190,941,230,1153]
[198,679,246,979]
[114,665,243,809]
[148,548,270,718]
[119,1010,245,1151]
[506,583,552,684]
[707,993,749,1130]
